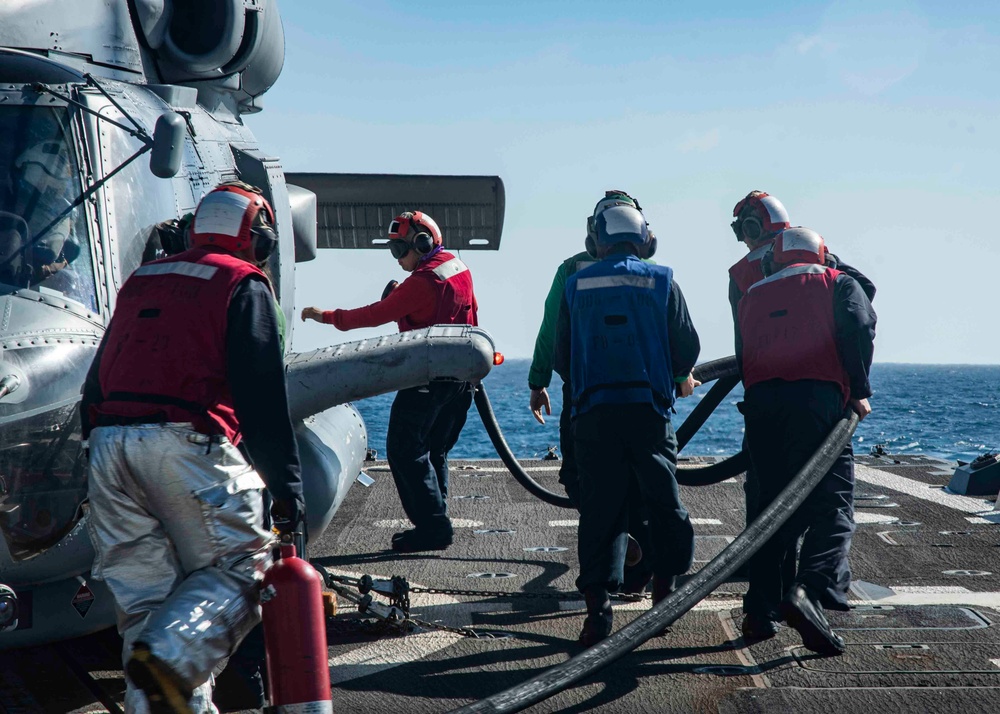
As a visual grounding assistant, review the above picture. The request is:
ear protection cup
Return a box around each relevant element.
[586,215,597,243]
[641,235,657,260]
[251,224,278,264]
[584,235,597,259]
[412,231,434,255]
[740,215,762,243]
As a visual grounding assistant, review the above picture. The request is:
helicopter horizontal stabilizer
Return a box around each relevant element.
[285,173,505,251]
[285,325,497,421]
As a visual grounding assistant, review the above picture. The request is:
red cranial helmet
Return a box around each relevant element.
[189,182,276,254]
[387,211,442,258]
[771,227,826,268]
[731,190,791,243]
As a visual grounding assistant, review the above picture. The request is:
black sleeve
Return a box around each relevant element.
[80,328,111,439]
[226,277,303,507]
[833,273,877,400]
[827,252,876,303]
[668,280,701,379]
[553,292,571,384]
[728,276,744,353]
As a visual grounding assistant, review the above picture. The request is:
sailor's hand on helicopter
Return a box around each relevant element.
[300,307,324,323]
[849,397,872,421]
[530,387,551,425]
[676,373,701,398]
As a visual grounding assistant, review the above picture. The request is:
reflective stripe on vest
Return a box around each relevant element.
[431,257,470,280]
[133,261,219,280]
[738,263,850,402]
[729,240,774,296]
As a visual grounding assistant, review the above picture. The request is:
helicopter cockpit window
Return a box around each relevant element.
[0,107,97,311]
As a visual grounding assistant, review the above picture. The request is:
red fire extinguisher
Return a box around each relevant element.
[261,536,332,713]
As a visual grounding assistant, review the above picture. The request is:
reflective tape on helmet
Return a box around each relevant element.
[193,191,252,238]
[758,195,789,226]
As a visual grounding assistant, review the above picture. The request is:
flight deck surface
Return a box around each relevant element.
[3,453,1000,713]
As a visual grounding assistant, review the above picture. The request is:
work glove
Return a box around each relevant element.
[271,494,307,538]
[381,280,399,300]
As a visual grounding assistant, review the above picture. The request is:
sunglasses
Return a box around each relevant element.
[388,239,411,260]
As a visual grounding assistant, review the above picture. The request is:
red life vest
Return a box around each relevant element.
[738,263,850,403]
[396,250,477,332]
[728,239,775,298]
[92,247,267,442]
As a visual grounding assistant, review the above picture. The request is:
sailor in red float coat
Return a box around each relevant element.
[301,211,477,553]
[82,183,303,713]
[735,227,876,658]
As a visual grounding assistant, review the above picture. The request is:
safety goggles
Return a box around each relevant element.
[387,239,411,260]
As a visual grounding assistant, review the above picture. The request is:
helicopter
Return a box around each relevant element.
[0,0,504,648]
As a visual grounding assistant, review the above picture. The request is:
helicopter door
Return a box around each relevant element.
[231,147,294,336]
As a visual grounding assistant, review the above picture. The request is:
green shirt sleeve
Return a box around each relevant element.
[528,255,581,389]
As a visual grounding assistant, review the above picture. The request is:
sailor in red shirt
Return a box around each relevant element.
[302,211,477,552]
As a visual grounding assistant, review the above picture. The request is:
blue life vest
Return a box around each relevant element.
[565,255,674,419]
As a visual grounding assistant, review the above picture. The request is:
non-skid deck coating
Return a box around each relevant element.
[3,453,1000,713]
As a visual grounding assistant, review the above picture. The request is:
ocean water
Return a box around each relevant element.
[353,361,1000,465]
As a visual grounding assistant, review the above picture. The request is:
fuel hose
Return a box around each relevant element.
[476,356,743,507]
[448,409,860,714]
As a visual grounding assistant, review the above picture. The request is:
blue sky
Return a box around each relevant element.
[250,0,1000,364]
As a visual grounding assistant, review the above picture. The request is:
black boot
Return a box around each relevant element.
[578,587,613,647]
[780,584,845,656]
[652,575,676,605]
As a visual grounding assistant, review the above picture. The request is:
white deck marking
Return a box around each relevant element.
[854,512,899,524]
[324,569,506,684]
[855,464,995,516]
[549,518,721,527]
[718,610,769,688]
[559,598,744,613]
[967,513,1000,525]
[991,659,1000,670]
[373,519,483,529]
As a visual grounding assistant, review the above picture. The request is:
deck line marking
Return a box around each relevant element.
[717,610,769,688]
[967,514,1000,525]
[854,464,995,516]
[854,512,899,524]
[549,518,722,527]
[373,519,484,529]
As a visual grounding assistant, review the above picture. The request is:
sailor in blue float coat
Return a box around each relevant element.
[554,204,701,647]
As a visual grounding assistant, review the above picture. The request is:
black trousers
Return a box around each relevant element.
[574,404,694,592]
[742,380,855,617]
[559,382,654,587]
[386,381,472,537]
[742,433,796,583]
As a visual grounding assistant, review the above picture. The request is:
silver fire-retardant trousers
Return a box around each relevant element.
[86,423,273,714]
